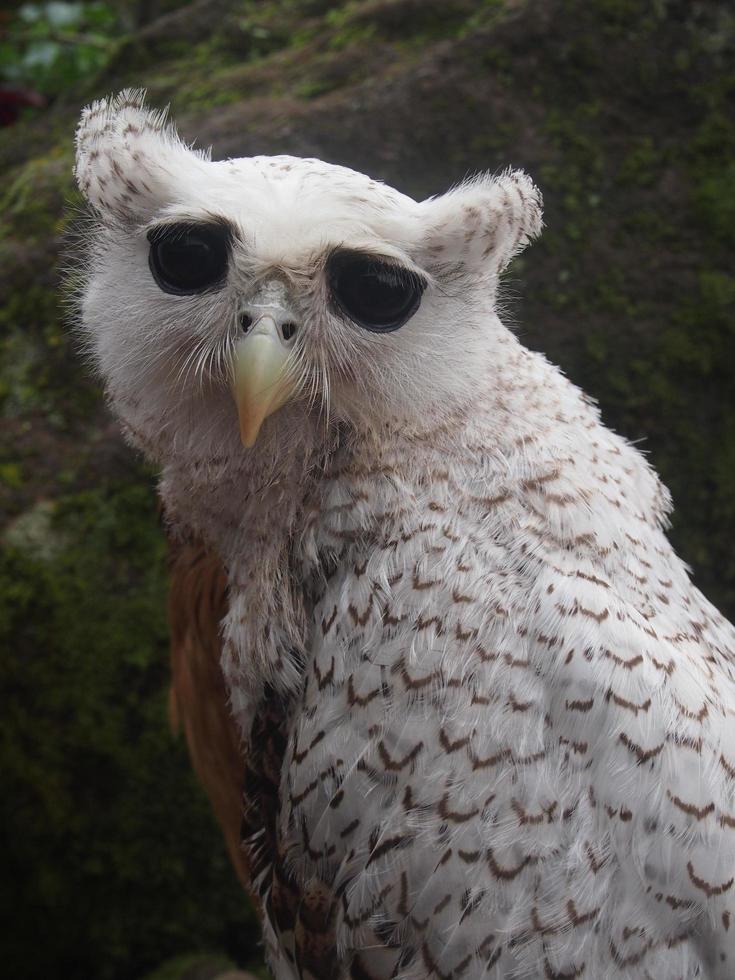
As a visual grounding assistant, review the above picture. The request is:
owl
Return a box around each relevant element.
[73,90,735,980]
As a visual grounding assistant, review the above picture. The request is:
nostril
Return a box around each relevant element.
[281,322,297,342]
[240,313,253,333]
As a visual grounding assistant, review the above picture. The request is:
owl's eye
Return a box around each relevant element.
[147,223,230,295]
[329,253,424,332]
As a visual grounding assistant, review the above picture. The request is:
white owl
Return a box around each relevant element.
[73,90,735,980]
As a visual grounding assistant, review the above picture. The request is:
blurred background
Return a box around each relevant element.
[1,1,733,978]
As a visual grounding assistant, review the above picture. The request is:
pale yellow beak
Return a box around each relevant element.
[231,316,298,448]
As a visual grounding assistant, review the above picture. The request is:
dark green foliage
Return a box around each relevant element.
[0,2,120,96]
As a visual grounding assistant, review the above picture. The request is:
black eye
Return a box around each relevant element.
[147,223,230,295]
[329,252,425,332]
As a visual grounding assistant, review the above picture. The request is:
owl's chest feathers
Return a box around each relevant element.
[161,398,735,979]
[167,385,680,732]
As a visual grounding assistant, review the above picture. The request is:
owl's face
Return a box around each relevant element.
[74,91,542,468]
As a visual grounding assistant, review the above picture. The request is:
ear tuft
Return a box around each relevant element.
[74,89,208,222]
[417,168,543,277]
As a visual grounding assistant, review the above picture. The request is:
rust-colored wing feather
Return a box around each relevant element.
[167,537,251,888]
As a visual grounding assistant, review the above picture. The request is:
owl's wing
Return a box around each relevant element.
[167,536,251,888]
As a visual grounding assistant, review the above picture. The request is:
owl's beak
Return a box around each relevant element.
[231,315,298,448]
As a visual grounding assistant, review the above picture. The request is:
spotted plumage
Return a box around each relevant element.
[73,90,735,979]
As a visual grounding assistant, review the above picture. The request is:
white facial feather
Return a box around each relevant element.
[73,91,735,980]
[74,89,543,466]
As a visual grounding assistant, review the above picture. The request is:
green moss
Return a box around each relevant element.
[0,282,100,433]
[617,136,666,187]
[0,150,74,240]
[694,162,735,247]
[0,481,259,980]
[325,0,492,50]
[0,462,23,489]
[141,953,235,980]
[326,18,377,52]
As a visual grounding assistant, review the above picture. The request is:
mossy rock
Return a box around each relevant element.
[0,483,259,979]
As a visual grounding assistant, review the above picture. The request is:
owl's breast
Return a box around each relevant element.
[254,452,735,979]
[264,484,544,978]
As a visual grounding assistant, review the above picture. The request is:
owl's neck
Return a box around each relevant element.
[158,413,343,722]
[157,338,672,727]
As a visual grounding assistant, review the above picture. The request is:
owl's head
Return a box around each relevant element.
[73,90,542,467]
